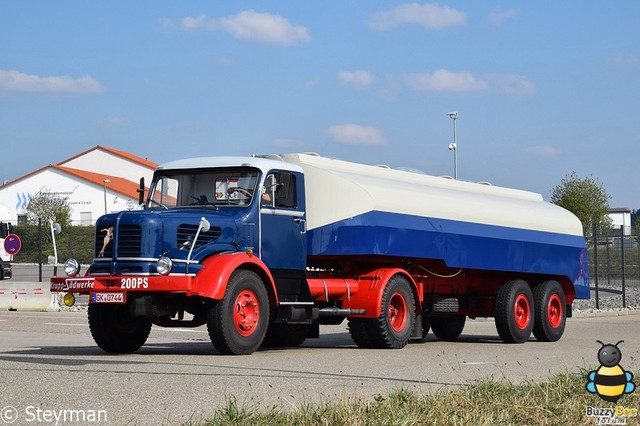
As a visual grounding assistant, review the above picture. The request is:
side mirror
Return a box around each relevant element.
[137,177,145,205]
[52,223,62,235]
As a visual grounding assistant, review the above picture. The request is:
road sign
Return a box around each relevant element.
[4,234,21,255]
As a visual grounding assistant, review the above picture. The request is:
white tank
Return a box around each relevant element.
[272,153,583,237]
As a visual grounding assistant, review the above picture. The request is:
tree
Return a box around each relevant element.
[24,190,72,226]
[550,172,611,237]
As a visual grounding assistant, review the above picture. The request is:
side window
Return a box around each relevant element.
[262,172,296,208]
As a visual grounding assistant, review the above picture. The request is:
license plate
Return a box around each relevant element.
[91,292,126,304]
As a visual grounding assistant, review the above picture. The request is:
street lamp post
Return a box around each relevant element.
[447,111,458,179]
[103,179,110,214]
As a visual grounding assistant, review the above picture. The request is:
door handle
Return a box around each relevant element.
[294,217,306,234]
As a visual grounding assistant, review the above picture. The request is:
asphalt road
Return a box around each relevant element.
[0,311,639,425]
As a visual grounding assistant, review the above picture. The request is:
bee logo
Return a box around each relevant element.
[586,340,636,403]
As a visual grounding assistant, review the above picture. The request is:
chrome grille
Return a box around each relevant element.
[94,224,141,258]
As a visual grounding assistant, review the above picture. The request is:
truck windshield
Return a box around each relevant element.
[147,168,259,208]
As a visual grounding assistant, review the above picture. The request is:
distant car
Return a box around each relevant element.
[0,258,11,280]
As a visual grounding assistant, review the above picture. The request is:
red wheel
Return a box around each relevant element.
[208,269,269,355]
[495,279,534,343]
[532,281,566,342]
[388,291,409,333]
[233,289,260,337]
[358,275,415,349]
[513,294,531,330]
[547,294,563,328]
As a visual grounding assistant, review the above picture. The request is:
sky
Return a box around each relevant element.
[1,2,639,209]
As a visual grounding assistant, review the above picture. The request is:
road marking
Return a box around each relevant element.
[157,328,207,333]
[462,361,497,365]
[45,322,88,327]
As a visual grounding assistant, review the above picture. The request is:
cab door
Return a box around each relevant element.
[259,170,306,270]
[259,170,308,303]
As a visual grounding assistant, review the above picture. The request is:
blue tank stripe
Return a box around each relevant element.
[307,211,589,299]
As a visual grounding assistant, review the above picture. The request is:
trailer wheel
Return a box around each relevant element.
[431,315,466,341]
[367,275,415,349]
[262,323,310,348]
[532,280,566,342]
[207,269,269,355]
[88,304,151,354]
[494,279,534,343]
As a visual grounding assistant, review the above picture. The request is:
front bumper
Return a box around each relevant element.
[50,275,204,301]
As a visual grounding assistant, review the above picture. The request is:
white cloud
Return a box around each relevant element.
[0,70,103,93]
[488,9,516,25]
[327,124,387,146]
[338,70,374,87]
[491,74,536,95]
[180,10,310,45]
[402,69,488,92]
[369,3,467,30]
[401,69,535,95]
[525,146,561,158]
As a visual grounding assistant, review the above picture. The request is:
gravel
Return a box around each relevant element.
[572,284,640,316]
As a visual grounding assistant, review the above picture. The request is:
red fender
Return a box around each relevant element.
[342,268,420,318]
[191,252,278,306]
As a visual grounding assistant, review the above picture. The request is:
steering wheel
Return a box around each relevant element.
[228,187,252,198]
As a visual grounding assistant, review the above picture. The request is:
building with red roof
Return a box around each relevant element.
[0,146,157,225]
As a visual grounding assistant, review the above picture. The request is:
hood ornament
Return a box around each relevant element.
[98,227,114,257]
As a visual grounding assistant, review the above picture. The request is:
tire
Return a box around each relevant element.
[347,318,377,348]
[431,315,465,341]
[88,303,151,354]
[262,323,310,348]
[207,269,269,355]
[532,281,566,342]
[363,275,415,349]
[494,279,534,343]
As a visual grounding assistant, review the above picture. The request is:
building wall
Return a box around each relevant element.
[60,149,154,183]
[0,169,139,225]
[609,211,631,236]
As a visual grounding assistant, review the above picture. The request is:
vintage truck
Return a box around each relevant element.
[51,153,589,355]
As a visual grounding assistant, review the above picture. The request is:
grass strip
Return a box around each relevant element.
[195,369,640,426]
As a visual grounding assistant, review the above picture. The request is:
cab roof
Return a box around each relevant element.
[155,156,303,175]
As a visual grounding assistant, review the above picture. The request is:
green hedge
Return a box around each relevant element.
[11,224,94,264]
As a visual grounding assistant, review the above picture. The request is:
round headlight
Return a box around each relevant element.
[157,256,173,276]
[64,258,80,277]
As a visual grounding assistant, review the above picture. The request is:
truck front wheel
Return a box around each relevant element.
[532,280,566,342]
[207,269,269,355]
[494,279,534,343]
[88,304,152,354]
